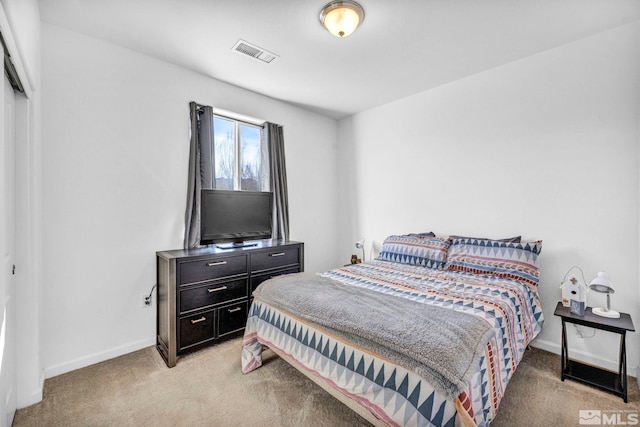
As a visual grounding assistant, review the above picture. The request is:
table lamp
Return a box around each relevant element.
[354,239,365,262]
[589,271,620,319]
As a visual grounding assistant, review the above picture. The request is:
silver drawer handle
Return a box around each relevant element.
[207,261,227,266]
[269,252,285,257]
[207,286,228,293]
[191,316,206,324]
[227,307,242,313]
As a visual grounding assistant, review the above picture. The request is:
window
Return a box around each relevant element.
[213,115,269,191]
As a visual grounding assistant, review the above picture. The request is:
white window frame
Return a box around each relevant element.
[213,112,269,191]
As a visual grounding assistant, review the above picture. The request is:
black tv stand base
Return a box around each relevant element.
[215,242,258,250]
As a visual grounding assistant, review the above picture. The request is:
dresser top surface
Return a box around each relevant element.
[157,240,303,260]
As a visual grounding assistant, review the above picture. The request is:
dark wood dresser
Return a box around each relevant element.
[156,240,304,367]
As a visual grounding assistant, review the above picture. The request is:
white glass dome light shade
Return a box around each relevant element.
[320,1,365,38]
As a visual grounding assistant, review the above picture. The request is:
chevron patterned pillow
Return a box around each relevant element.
[378,234,450,269]
[444,238,542,289]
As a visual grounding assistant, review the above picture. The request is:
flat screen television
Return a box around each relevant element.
[200,189,273,248]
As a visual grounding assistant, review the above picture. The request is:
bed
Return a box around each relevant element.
[242,234,544,427]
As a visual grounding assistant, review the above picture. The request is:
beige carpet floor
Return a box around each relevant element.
[13,338,639,427]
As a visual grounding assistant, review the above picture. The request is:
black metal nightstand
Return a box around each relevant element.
[554,301,635,402]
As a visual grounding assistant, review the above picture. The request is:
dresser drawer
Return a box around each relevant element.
[179,279,247,314]
[250,267,300,293]
[218,302,248,336]
[179,311,215,350]
[251,246,300,272]
[179,255,248,285]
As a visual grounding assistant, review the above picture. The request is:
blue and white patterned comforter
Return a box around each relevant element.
[242,260,544,427]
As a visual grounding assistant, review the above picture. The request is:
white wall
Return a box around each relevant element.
[338,22,640,373]
[41,23,339,377]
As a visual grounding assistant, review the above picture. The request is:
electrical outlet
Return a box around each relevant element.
[141,294,152,308]
[573,324,583,338]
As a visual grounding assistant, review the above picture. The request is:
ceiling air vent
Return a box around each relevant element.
[232,40,278,64]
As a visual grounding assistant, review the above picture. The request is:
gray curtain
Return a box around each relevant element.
[264,123,290,241]
[184,102,214,248]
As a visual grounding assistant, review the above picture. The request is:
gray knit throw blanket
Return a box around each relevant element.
[252,272,494,399]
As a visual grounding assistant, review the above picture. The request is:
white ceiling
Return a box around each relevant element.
[38,0,640,119]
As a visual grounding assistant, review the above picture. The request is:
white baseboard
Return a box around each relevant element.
[16,368,45,409]
[16,386,42,409]
[44,337,155,379]
[530,337,560,355]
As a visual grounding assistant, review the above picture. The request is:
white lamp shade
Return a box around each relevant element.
[589,271,614,293]
[589,271,619,318]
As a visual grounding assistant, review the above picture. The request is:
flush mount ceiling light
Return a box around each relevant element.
[319,1,365,38]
